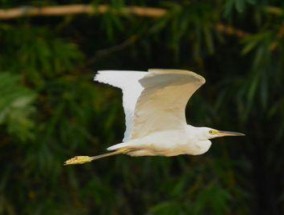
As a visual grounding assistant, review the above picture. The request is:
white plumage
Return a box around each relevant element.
[94,70,146,141]
[64,69,245,165]
[95,69,205,142]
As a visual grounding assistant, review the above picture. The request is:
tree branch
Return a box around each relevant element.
[0,4,249,38]
[0,4,166,19]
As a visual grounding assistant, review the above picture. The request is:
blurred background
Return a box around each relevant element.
[0,0,284,214]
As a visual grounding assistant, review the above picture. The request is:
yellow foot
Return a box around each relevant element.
[64,156,93,165]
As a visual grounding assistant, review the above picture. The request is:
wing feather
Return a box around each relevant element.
[130,69,205,139]
[94,70,147,141]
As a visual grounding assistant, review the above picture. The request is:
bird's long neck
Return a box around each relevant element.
[186,125,207,141]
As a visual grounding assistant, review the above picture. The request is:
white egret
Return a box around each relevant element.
[65,69,244,165]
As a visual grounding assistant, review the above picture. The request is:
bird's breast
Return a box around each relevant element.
[130,130,212,157]
[183,139,212,155]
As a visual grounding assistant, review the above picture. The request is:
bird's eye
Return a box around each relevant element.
[209,130,219,135]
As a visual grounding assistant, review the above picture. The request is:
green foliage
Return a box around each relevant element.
[224,0,256,17]
[0,0,283,214]
[0,72,35,141]
[0,27,83,88]
[151,2,220,59]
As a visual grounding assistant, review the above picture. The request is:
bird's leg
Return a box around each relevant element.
[64,148,131,165]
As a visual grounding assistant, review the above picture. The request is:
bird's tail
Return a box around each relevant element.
[64,148,129,165]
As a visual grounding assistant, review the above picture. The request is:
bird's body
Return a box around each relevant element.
[108,126,212,156]
[65,69,244,165]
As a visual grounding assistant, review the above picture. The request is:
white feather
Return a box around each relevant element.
[65,69,244,164]
[94,70,147,141]
[131,69,206,139]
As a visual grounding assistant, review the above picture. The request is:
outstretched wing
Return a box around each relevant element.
[130,69,205,140]
[94,70,147,142]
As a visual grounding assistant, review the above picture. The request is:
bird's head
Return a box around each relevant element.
[198,127,245,140]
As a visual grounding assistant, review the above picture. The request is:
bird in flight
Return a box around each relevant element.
[65,69,244,165]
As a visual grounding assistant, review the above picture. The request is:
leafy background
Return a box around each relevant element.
[0,0,284,214]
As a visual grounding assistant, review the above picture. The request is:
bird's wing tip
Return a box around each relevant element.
[148,68,206,84]
[194,73,206,84]
[94,69,206,85]
[93,71,103,81]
